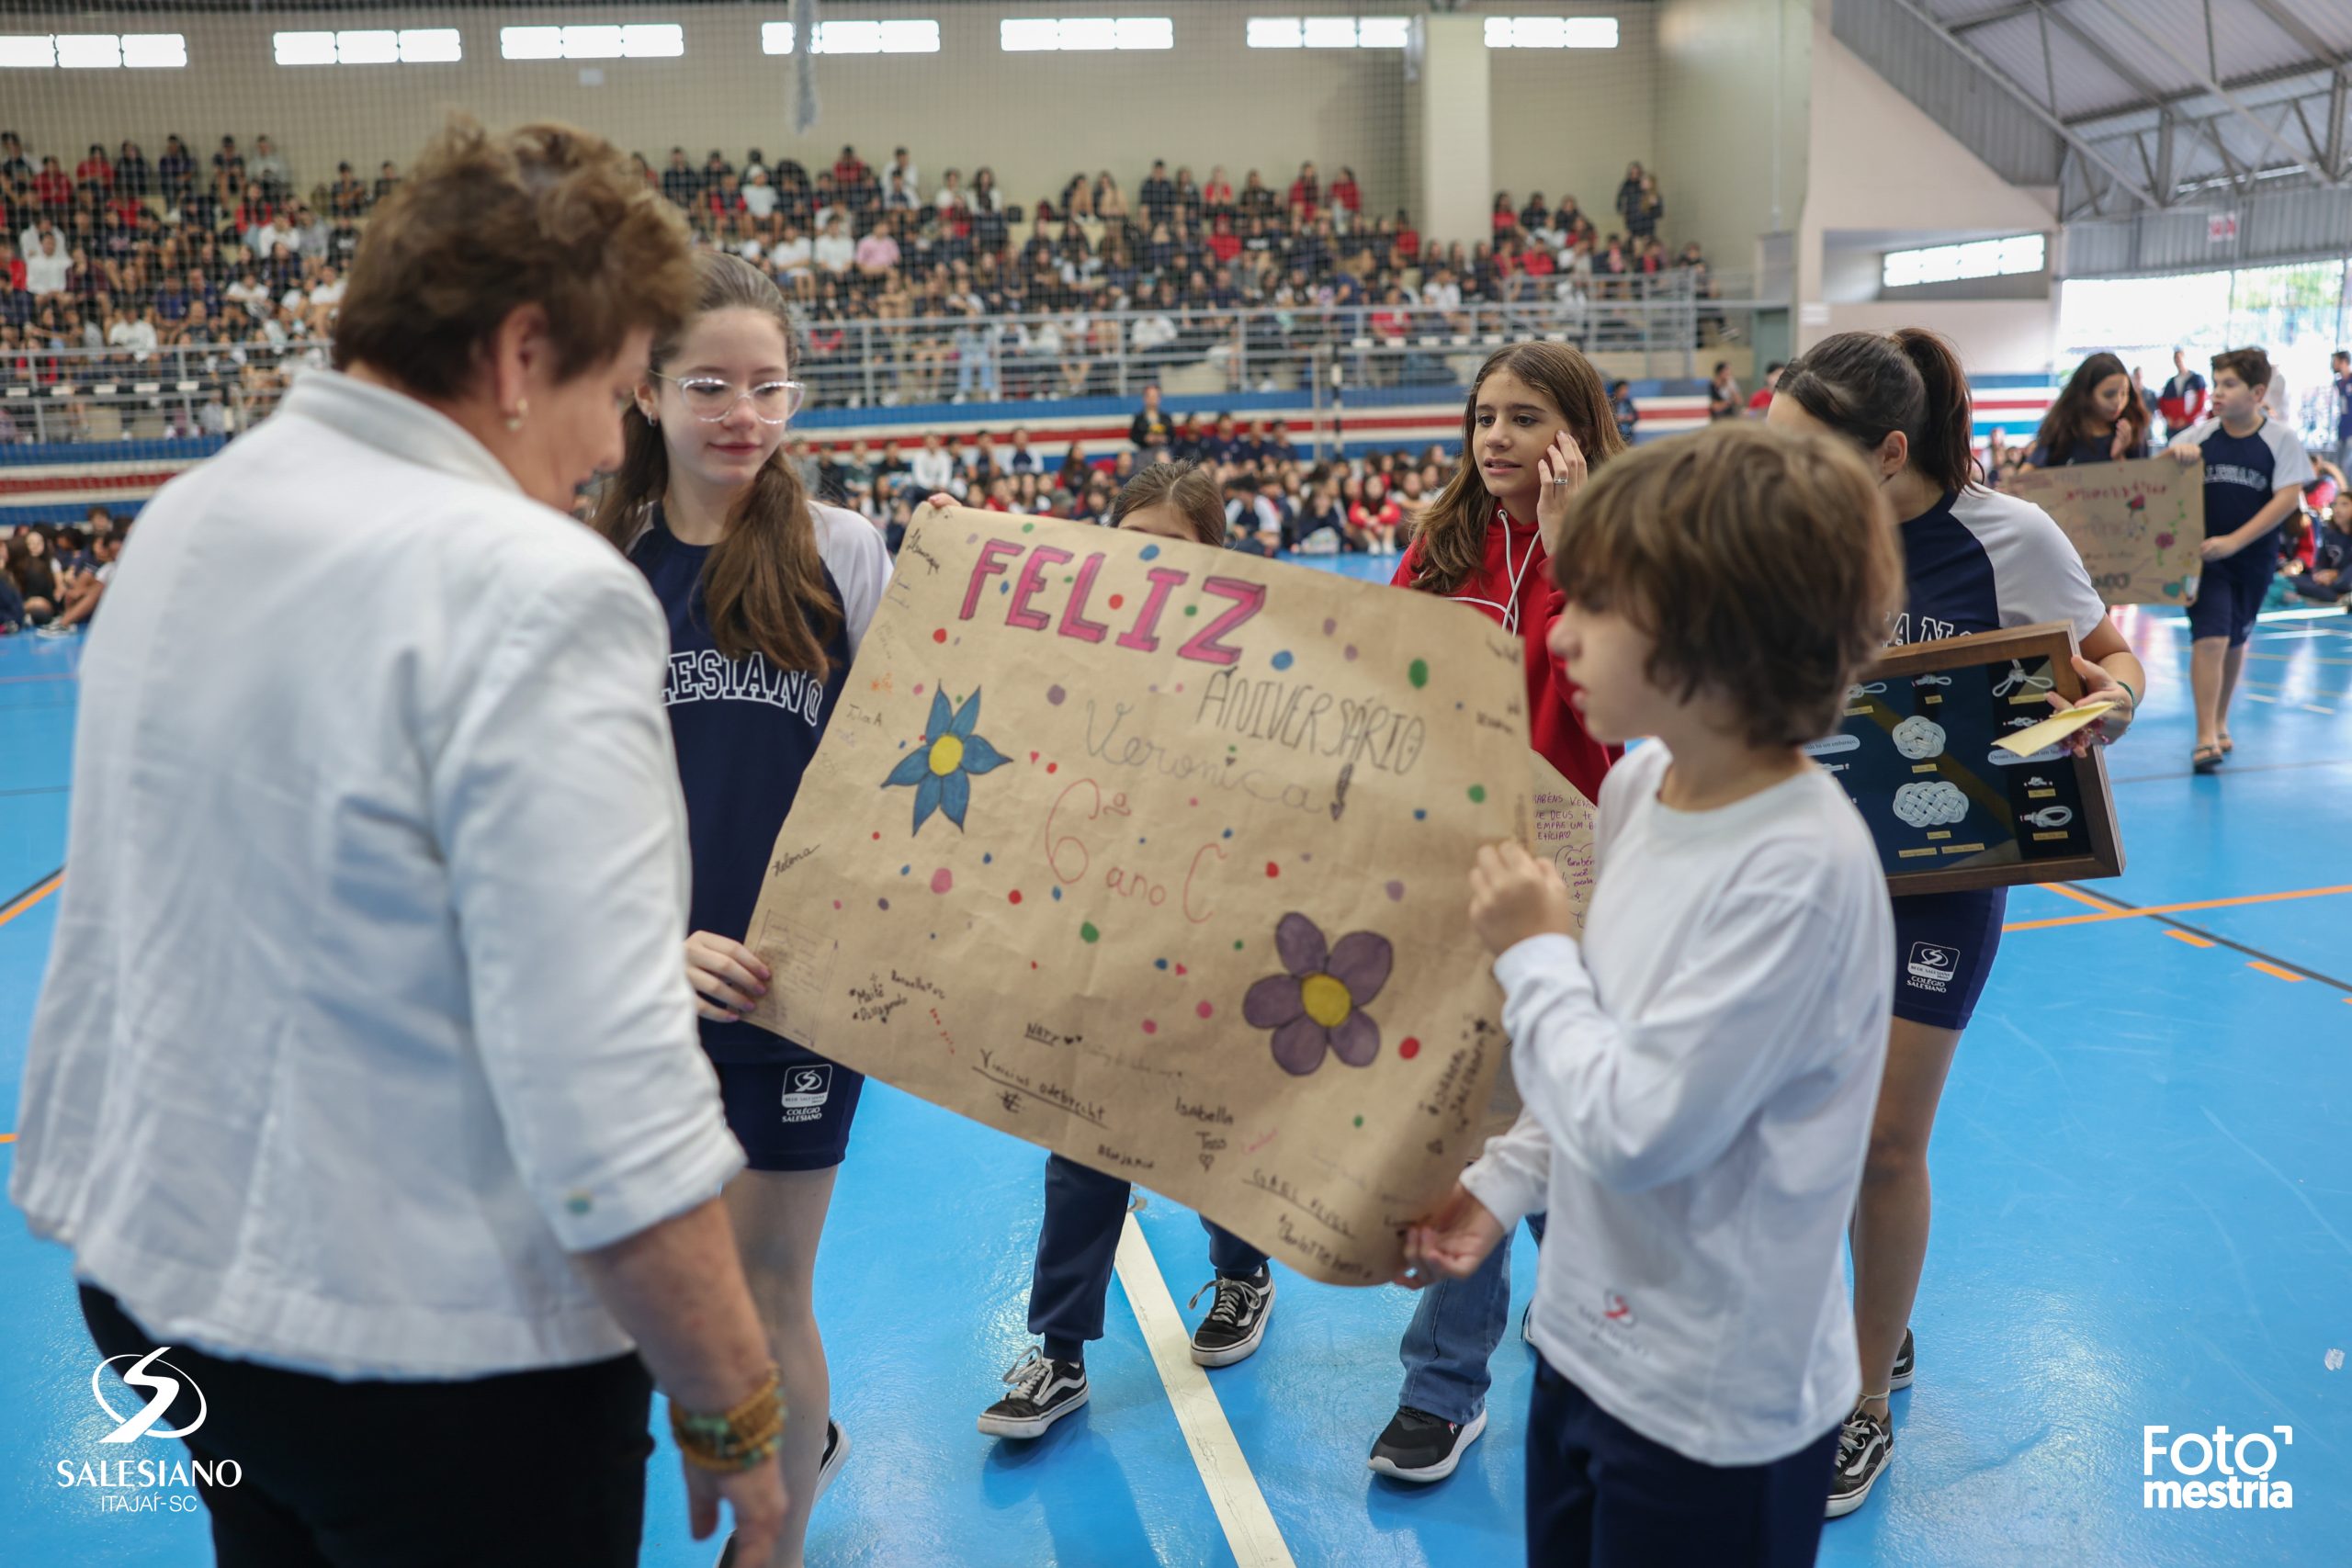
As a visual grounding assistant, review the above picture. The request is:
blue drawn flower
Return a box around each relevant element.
[1243,912,1394,1076]
[882,686,1010,834]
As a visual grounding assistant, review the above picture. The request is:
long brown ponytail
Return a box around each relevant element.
[1779,327,1981,493]
[1409,340,1623,597]
[592,250,840,675]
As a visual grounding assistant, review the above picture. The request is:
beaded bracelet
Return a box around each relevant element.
[672,1365,786,1472]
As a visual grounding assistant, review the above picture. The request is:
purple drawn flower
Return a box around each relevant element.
[1243,912,1395,1076]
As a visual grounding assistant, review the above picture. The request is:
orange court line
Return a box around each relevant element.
[0,1134,15,1145]
[2002,883,2352,933]
[2248,961,2305,983]
[0,874,61,930]
[2165,930,2216,949]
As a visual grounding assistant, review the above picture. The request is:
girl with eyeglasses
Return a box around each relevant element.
[593,250,891,1568]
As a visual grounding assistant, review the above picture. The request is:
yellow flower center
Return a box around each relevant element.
[927,734,966,776]
[1300,973,1352,1029]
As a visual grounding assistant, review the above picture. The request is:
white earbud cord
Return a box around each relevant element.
[1452,506,1540,635]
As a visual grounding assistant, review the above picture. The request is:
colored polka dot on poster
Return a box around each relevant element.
[1009,890,1023,905]
[1140,544,1161,560]
[1080,921,1101,943]
[1414,809,1428,821]
[1265,862,1281,878]
[1110,594,1126,610]
[1400,1037,1421,1060]
[1408,658,1430,688]
[1468,784,1487,804]
[1385,881,1406,901]
[1197,1001,1214,1019]
[1142,1020,1158,1035]
[1323,617,1337,635]
[877,897,890,911]
[1272,650,1295,671]
[933,628,948,644]
[1052,887,1063,901]
[833,899,843,910]
[1156,958,1170,970]
[930,869,954,894]
[1352,1115,1364,1128]
[1344,645,1359,661]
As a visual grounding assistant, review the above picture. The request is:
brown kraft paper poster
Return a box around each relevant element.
[2005,456,2206,607]
[740,503,1559,1284]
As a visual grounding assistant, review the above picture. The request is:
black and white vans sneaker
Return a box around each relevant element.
[1826,1406,1893,1517]
[712,1419,851,1567]
[977,1348,1090,1439]
[1367,1405,1488,1483]
[1186,1269,1275,1368]
[1890,1327,1915,1391]
[815,1419,850,1501]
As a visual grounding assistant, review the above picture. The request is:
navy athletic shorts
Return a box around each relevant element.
[1890,886,2007,1032]
[2187,558,2270,647]
[715,1057,866,1172]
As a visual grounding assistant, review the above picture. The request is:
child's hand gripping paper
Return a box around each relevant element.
[1469,841,1577,956]
[1395,1180,1507,1290]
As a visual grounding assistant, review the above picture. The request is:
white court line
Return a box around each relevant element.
[1114,1213,1297,1567]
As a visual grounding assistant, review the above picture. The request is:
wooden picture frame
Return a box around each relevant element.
[1804,621,2125,894]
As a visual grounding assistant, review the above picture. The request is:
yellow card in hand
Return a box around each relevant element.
[1996,702,2114,757]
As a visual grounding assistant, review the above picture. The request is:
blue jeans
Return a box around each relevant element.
[1397,1212,1546,1423]
[1029,1153,1265,1360]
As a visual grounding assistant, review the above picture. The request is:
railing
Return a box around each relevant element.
[0,280,1775,446]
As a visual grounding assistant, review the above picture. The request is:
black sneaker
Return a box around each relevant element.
[1521,1303,1534,1348]
[815,1419,850,1500]
[1367,1405,1487,1483]
[713,1419,850,1566]
[1186,1269,1275,1368]
[1826,1406,1893,1517]
[1890,1327,1914,1391]
[977,1348,1090,1439]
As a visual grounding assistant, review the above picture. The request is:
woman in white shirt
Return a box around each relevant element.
[11,118,787,1567]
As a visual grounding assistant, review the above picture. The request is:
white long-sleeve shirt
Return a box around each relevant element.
[10,369,743,1381]
[910,446,960,495]
[1464,742,1893,1465]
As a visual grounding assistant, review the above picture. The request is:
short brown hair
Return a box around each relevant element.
[1111,460,1226,546]
[1552,423,1900,748]
[2211,346,2271,391]
[334,117,695,399]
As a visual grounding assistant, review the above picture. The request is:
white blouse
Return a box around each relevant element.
[10,369,744,1380]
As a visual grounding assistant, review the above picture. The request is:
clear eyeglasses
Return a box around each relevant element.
[652,373,806,424]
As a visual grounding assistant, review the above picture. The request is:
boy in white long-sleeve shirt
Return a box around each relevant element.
[1402,423,1901,1567]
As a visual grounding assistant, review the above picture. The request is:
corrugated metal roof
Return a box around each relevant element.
[1897,0,2347,204]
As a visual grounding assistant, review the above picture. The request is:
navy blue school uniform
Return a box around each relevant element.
[2176,415,2315,647]
[2026,431,2145,468]
[1885,486,2106,1033]
[628,500,892,1170]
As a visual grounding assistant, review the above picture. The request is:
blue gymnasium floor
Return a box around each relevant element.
[5,586,2352,1568]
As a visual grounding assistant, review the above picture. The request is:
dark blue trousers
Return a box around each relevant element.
[1029,1153,1266,1359]
[1525,1354,1839,1568]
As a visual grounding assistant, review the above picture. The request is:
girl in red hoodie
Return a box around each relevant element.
[1390,341,1624,806]
[1365,340,1624,1484]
